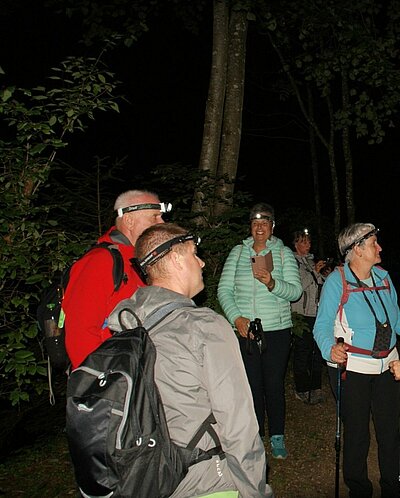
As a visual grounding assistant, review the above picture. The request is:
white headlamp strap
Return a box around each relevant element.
[117,202,172,217]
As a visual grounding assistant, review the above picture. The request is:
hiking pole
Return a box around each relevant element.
[335,337,344,498]
[308,337,316,404]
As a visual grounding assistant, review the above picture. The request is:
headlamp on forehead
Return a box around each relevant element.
[342,228,379,256]
[250,213,274,222]
[131,234,201,282]
[303,228,309,236]
[117,202,172,218]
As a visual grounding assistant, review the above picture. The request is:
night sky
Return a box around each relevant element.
[1,1,399,264]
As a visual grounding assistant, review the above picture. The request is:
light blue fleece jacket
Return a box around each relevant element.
[217,236,302,331]
[313,263,400,374]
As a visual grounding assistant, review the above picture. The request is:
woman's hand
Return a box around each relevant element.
[253,269,275,290]
[389,360,400,380]
[234,316,251,338]
[315,260,325,273]
[330,341,348,364]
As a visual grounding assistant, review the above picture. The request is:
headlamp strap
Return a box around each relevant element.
[343,228,379,255]
[251,213,274,222]
[117,202,172,217]
[131,234,200,279]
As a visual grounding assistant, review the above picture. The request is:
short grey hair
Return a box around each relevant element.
[113,190,158,211]
[338,223,376,261]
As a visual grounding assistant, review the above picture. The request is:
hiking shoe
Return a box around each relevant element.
[295,391,310,404]
[310,389,324,405]
[270,435,288,459]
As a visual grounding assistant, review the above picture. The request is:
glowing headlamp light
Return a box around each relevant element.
[117,202,172,218]
[131,234,201,282]
[250,213,274,222]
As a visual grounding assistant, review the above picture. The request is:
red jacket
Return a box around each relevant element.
[63,227,144,369]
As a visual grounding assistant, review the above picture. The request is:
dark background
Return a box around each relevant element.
[1,1,398,267]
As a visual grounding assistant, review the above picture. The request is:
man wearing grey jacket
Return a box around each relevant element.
[109,223,274,498]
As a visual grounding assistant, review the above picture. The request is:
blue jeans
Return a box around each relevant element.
[239,328,291,437]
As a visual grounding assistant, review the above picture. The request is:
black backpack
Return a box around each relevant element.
[66,302,224,498]
[37,242,125,370]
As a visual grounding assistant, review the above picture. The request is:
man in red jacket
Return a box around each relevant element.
[63,189,169,369]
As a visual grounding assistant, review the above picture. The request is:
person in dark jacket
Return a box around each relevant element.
[63,189,169,369]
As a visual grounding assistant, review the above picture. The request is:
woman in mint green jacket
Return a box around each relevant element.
[218,203,302,460]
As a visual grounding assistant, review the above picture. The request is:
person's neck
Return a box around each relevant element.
[151,281,191,298]
[349,261,371,281]
[253,241,267,253]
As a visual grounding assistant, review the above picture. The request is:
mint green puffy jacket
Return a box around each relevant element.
[218,236,302,331]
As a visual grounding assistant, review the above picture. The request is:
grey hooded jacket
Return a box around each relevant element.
[108,286,273,498]
[291,253,324,317]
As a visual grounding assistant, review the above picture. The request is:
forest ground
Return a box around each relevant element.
[0,366,381,498]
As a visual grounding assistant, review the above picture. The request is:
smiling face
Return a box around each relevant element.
[251,213,274,246]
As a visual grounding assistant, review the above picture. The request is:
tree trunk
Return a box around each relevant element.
[325,94,341,237]
[341,68,355,224]
[307,85,324,258]
[192,0,229,220]
[213,9,248,217]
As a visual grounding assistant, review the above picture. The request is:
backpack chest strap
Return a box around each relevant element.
[345,343,395,359]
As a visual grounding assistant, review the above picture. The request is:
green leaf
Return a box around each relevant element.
[15,350,35,360]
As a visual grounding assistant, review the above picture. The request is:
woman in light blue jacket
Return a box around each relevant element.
[313,223,400,498]
[218,203,302,460]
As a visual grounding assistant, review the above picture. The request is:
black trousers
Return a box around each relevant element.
[328,367,400,498]
[239,328,291,438]
[292,316,324,392]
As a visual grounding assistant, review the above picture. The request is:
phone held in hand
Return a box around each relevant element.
[251,252,273,275]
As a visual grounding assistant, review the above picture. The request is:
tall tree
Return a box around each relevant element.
[214,7,248,216]
[258,0,400,233]
[194,0,249,222]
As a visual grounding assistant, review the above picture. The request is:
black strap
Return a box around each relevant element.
[95,242,126,292]
[116,302,195,332]
[144,302,195,331]
[187,413,225,463]
[348,268,390,325]
[187,413,219,450]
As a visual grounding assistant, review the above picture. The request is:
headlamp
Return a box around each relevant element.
[117,202,172,218]
[131,234,201,282]
[250,213,274,222]
[342,228,379,256]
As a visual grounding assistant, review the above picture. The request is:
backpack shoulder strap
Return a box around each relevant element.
[144,302,196,331]
[337,266,352,321]
[93,242,126,292]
